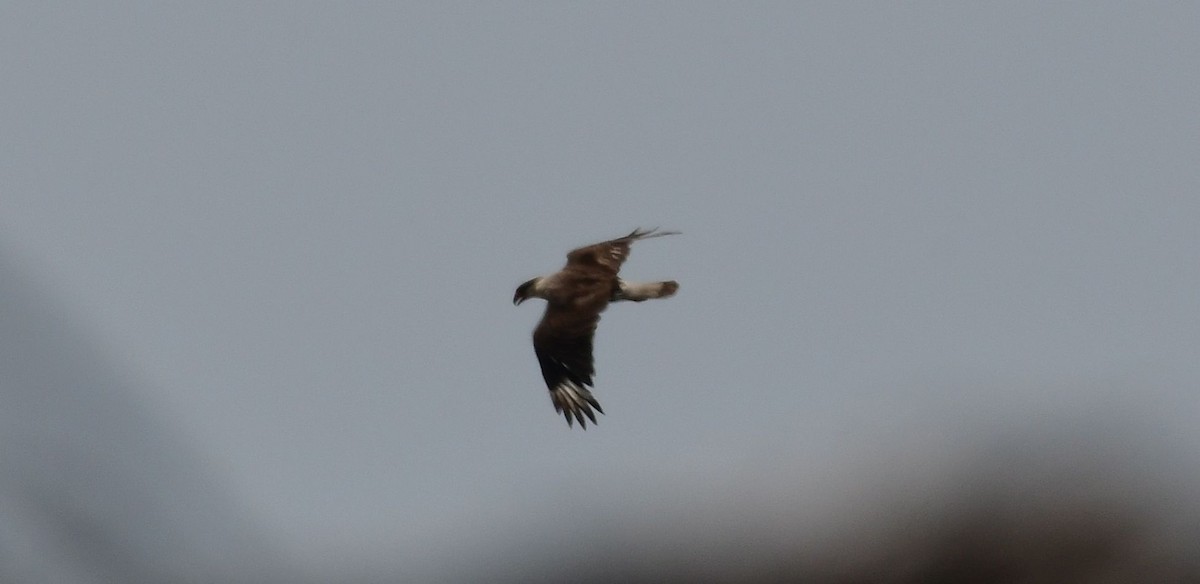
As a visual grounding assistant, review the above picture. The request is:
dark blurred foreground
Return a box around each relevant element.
[4,249,1197,583]
[450,430,1200,584]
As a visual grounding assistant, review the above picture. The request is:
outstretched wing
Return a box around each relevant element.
[532,303,605,428]
[565,227,680,275]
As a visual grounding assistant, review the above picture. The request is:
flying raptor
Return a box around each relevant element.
[513,228,680,428]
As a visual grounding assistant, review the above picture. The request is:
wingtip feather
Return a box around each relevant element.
[628,227,681,240]
[551,381,605,430]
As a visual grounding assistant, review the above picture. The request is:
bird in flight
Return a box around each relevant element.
[513,228,680,428]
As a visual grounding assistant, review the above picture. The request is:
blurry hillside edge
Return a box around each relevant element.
[461,424,1200,584]
[0,251,291,584]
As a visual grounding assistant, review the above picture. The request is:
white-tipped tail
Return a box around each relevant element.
[550,381,604,429]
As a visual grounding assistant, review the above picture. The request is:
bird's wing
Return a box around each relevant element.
[532,303,605,428]
[565,227,680,275]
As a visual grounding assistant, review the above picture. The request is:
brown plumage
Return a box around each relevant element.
[513,228,679,428]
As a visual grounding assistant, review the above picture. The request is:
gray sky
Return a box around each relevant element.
[3,3,1198,580]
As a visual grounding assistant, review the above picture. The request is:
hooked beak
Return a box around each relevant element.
[514,278,536,306]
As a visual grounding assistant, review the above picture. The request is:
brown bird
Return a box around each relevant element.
[513,228,680,428]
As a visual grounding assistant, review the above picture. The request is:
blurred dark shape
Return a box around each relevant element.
[451,419,1200,584]
[0,251,292,583]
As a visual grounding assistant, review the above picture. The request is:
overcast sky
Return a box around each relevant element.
[3,3,1198,581]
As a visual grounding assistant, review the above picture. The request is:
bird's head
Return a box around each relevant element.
[513,278,540,306]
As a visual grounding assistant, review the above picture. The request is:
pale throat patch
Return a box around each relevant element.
[532,276,553,298]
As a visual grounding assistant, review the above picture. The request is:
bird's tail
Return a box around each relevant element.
[551,381,604,429]
[613,280,679,302]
